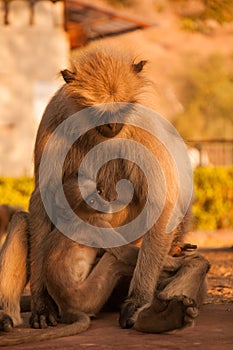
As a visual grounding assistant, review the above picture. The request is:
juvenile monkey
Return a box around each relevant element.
[0,212,29,332]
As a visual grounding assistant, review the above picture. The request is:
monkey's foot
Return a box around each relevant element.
[134,295,198,333]
[119,300,139,329]
[30,309,58,329]
[0,311,14,332]
[30,299,58,329]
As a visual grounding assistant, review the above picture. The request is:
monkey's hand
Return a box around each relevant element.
[30,294,58,329]
[106,245,139,267]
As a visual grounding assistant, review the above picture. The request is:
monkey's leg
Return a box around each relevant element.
[0,212,29,332]
[134,253,210,333]
[47,250,134,320]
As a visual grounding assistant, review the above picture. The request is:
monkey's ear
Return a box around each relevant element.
[61,69,76,83]
[132,60,147,73]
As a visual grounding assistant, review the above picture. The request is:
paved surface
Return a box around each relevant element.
[0,304,232,350]
[0,248,232,349]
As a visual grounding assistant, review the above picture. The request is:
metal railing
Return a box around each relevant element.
[187,140,233,167]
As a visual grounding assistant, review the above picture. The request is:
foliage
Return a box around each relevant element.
[0,168,233,231]
[176,0,233,32]
[193,167,233,230]
[202,0,233,24]
[0,177,34,210]
[174,54,233,140]
[180,18,202,32]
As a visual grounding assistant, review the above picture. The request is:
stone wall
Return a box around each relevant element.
[0,1,69,176]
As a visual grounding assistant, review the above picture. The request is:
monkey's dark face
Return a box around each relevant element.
[80,188,111,214]
[96,123,123,138]
[59,177,113,222]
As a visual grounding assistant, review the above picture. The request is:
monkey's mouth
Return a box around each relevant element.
[96,123,123,138]
[92,102,135,138]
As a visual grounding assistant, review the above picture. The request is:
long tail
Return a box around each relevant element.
[0,313,90,346]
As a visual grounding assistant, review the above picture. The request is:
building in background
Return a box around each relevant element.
[0,0,153,176]
[0,0,68,176]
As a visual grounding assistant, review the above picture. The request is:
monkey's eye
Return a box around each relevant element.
[88,198,95,206]
[97,188,102,195]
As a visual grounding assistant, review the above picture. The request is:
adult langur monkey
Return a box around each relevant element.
[0,44,210,345]
[0,173,209,345]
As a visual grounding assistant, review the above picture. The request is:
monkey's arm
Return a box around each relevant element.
[119,215,176,329]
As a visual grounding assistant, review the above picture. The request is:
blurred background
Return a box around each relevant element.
[0,1,232,302]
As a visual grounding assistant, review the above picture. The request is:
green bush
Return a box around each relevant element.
[0,169,232,230]
[193,167,233,230]
[0,177,34,210]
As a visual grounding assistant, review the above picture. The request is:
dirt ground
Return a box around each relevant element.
[201,248,233,305]
[0,246,232,349]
